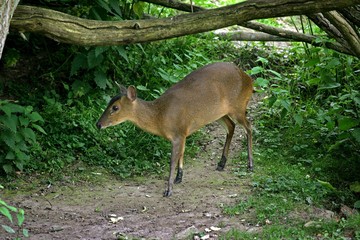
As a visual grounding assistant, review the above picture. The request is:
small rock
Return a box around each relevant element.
[50,225,64,232]
[201,234,210,240]
[304,221,321,228]
[109,216,124,223]
[210,226,221,231]
[175,225,199,240]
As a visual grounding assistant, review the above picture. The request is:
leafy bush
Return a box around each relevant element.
[0,185,29,239]
[0,101,45,175]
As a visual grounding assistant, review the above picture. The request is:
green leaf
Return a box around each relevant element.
[1,224,15,234]
[95,47,108,57]
[87,49,104,69]
[0,102,24,117]
[249,66,264,75]
[0,206,13,223]
[318,82,341,90]
[338,117,359,131]
[94,70,108,89]
[109,0,123,18]
[71,54,87,76]
[28,112,44,122]
[5,151,15,160]
[351,128,360,143]
[0,114,18,133]
[1,130,16,150]
[306,78,320,86]
[15,150,30,162]
[350,181,360,193]
[317,179,336,191]
[304,57,320,67]
[294,114,303,126]
[255,77,269,88]
[23,228,29,237]
[17,209,25,226]
[133,2,145,18]
[326,58,340,68]
[3,164,14,174]
[115,46,129,63]
[21,128,36,143]
[354,200,360,209]
[24,106,33,115]
[15,160,24,171]
[97,0,113,14]
[136,85,149,91]
[19,116,30,127]
[31,124,47,135]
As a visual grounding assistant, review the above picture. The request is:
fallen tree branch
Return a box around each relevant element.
[10,0,360,48]
[323,11,360,56]
[142,0,360,57]
[239,21,354,55]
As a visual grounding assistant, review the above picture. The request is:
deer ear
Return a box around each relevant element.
[127,86,137,102]
[115,81,127,95]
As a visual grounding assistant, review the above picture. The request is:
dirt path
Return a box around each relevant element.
[2,124,259,240]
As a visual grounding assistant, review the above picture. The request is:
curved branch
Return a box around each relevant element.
[240,21,354,56]
[10,0,360,47]
[323,11,360,56]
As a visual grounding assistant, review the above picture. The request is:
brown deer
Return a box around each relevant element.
[96,62,253,197]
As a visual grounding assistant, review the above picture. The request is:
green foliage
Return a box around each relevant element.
[0,185,29,239]
[0,101,45,175]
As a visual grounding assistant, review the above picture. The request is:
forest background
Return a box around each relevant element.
[0,0,359,239]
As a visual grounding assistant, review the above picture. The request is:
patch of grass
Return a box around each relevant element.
[222,135,359,239]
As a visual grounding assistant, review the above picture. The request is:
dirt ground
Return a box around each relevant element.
[1,124,260,240]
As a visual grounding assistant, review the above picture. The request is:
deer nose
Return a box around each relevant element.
[96,122,102,129]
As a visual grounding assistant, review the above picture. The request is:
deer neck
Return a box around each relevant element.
[130,99,163,137]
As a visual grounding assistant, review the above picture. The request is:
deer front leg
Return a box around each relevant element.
[164,137,186,197]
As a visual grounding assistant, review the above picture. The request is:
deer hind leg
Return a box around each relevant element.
[231,112,253,171]
[216,115,235,171]
[174,140,185,184]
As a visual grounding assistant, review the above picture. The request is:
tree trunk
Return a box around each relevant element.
[0,0,20,59]
[10,0,360,49]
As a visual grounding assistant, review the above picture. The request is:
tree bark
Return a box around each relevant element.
[0,0,20,59]
[10,0,360,48]
[143,0,360,57]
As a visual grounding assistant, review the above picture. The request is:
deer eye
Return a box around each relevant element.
[112,105,119,112]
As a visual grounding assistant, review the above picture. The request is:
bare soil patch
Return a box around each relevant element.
[1,124,258,239]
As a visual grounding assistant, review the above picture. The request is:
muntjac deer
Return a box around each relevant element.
[96,62,253,197]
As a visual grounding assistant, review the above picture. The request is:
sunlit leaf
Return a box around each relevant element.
[17,209,25,226]
[0,206,13,223]
[350,181,360,193]
[317,179,336,191]
[255,77,269,88]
